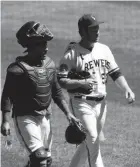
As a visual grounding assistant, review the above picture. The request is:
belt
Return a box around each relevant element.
[74,95,104,102]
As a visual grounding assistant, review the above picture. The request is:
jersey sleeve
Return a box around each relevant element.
[1,63,24,112]
[106,46,120,75]
[57,42,77,79]
[52,73,65,103]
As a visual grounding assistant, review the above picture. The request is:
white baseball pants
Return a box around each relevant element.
[13,114,52,157]
[69,97,107,167]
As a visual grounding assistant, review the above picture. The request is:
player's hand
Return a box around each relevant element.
[125,91,135,104]
[1,122,11,136]
[66,112,80,125]
[79,78,95,91]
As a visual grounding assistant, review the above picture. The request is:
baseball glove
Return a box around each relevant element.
[65,122,87,145]
[67,69,92,94]
[68,69,91,80]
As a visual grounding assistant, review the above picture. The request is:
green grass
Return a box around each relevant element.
[1,1,140,167]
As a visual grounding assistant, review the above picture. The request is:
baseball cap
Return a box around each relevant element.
[78,14,104,30]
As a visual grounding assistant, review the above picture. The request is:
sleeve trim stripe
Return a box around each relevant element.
[108,67,120,75]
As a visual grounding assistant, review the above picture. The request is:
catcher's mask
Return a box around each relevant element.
[16,21,53,48]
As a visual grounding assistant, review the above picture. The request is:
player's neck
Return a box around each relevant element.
[25,54,44,67]
[79,39,95,51]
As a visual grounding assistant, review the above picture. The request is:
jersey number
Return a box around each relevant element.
[101,73,107,84]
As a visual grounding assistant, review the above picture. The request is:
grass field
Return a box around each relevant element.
[1,1,140,167]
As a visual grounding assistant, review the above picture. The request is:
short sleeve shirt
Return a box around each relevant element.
[58,42,119,96]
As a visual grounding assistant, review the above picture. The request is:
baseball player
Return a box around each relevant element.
[1,21,79,167]
[58,14,135,167]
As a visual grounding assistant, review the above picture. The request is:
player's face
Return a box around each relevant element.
[31,41,48,60]
[87,25,100,43]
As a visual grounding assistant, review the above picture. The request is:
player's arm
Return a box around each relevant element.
[115,76,135,103]
[109,70,135,103]
[1,73,13,118]
[58,75,94,92]
[58,48,93,90]
[52,73,79,123]
[57,42,81,89]
[1,64,24,136]
[1,71,14,136]
[58,68,88,90]
[107,47,135,103]
[57,49,81,89]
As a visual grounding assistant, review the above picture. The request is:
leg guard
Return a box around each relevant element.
[29,147,48,167]
[47,157,52,167]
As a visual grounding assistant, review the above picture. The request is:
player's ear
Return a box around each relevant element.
[79,27,89,39]
[78,29,82,37]
[79,28,85,38]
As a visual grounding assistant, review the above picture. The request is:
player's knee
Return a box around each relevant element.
[91,135,98,143]
[29,147,48,167]
[88,133,98,144]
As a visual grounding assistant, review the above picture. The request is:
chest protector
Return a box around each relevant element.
[16,57,56,110]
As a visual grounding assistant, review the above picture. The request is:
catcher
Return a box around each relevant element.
[58,14,135,167]
[1,21,79,167]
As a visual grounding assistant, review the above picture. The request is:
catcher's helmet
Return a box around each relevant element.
[16,21,53,48]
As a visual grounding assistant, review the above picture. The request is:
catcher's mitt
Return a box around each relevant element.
[65,122,87,145]
[67,69,92,94]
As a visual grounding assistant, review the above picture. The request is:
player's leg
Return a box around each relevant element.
[99,130,106,142]
[41,116,53,167]
[69,141,88,167]
[13,115,44,152]
[68,98,91,167]
[94,100,107,167]
[82,113,104,167]
[96,100,107,138]
[95,147,104,167]
[29,147,49,167]
[70,98,104,167]
[13,115,49,167]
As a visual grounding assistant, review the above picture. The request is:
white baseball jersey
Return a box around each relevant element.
[59,42,119,97]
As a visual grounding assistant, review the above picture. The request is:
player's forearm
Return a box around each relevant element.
[1,95,12,123]
[57,99,71,116]
[59,78,82,89]
[1,111,11,123]
[115,76,132,92]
